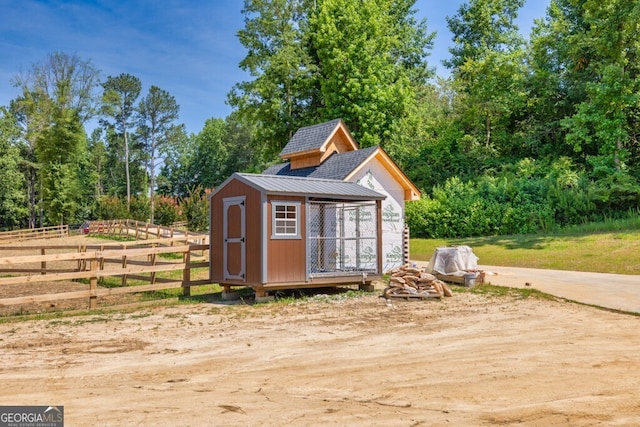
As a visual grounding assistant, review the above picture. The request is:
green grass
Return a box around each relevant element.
[89,233,136,242]
[411,221,640,275]
[457,283,556,300]
[266,288,369,305]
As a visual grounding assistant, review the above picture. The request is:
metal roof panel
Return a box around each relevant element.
[236,173,386,200]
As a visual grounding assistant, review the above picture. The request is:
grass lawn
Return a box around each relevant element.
[410,228,640,275]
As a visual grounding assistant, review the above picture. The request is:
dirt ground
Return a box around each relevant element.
[1,290,639,426]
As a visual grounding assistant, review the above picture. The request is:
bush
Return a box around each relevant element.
[96,196,127,220]
[180,186,211,232]
[154,195,183,226]
[406,159,578,238]
[130,195,150,222]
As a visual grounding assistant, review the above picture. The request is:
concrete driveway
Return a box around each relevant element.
[480,265,640,314]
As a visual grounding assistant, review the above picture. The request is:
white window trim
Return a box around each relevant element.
[272,201,301,239]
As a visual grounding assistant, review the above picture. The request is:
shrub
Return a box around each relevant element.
[180,186,211,232]
[96,196,127,220]
[154,195,183,226]
[130,195,150,222]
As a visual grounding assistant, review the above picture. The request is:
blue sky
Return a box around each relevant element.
[0,0,550,135]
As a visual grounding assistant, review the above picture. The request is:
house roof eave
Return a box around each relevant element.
[344,147,422,201]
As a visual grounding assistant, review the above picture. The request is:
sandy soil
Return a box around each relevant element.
[1,291,639,426]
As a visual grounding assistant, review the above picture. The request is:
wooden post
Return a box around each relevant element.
[89,257,98,309]
[182,249,191,297]
[40,248,46,275]
[121,244,128,286]
[99,245,105,271]
[150,252,157,284]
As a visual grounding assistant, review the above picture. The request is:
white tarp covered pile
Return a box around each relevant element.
[427,246,479,277]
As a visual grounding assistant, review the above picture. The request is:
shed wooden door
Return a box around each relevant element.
[223,196,246,281]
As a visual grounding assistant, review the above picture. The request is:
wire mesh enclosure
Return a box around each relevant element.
[308,201,378,276]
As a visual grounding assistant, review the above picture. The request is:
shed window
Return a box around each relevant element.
[272,202,300,239]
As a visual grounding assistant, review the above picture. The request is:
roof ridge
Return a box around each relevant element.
[279,118,344,157]
[238,172,345,183]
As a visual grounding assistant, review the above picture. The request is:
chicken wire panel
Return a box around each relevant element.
[308,201,378,275]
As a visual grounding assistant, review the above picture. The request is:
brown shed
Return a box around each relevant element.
[209,172,386,297]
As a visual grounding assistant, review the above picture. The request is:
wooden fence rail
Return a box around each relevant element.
[0,238,210,310]
[0,225,69,244]
[87,219,209,245]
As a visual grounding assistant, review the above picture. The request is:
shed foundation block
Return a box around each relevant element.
[359,283,375,292]
[221,291,241,301]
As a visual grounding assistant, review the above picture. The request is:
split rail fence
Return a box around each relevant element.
[0,225,69,244]
[87,219,208,245]
[0,238,210,310]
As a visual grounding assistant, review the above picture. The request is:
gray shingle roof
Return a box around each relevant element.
[235,173,385,201]
[280,118,344,157]
[264,145,379,180]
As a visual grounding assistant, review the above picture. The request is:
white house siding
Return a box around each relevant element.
[350,161,406,272]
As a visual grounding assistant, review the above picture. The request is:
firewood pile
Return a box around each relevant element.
[383,265,453,299]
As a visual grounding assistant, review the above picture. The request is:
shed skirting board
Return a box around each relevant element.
[260,275,381,289]
[219,275,381,291]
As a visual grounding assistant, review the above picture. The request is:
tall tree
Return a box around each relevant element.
[101,73,142,213]
[11,52,100,124]
[0,107,27,230]
[229,0,316,162]
[444,0,526,153]
[157,126,194,198]
[158,113,256,198]
[35,105,86,225]
[230,0,434,159]
[88,128,108,199]
[310,0,435,147]
[10,52,99,227]
[9,93,46,228]
[137,86,180,224]
[560,0,640,172]
[528,0,640,175]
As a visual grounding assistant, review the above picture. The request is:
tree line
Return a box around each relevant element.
[1,0,639,237]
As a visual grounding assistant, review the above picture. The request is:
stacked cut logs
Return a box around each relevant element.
[383,265,453,299]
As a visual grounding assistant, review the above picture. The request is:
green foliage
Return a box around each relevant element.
[137,85,180,224]
[129,195,150,222]
[3,4,640,239]
[36,106,86,225]
[405,157,622,238]
[0,108,27,230]
[97,196,128,220]
[10,51,100,228]
[100,73,143,212]
[309,0,434,147]
[590,172,640,213]
[229,0,317,160]
[445,0,527,153]
[158,113,257,197]
[407,177,546,238]
[154,195,182,226]
[231,0,435,156]
[180,186,211,232]
[96,195,149,222]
